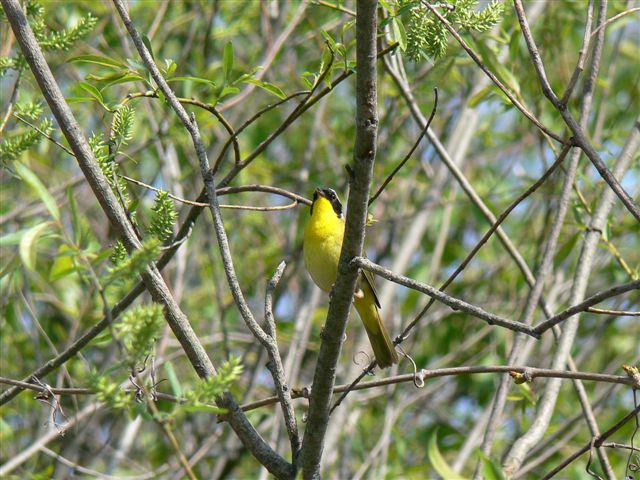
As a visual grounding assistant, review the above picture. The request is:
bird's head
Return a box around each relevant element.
[310,187,343,219]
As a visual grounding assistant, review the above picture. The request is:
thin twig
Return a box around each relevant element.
[264,262,301,461]
[0,68,22,134]
[541,404,640,479]
[590,7,640,39]
[586,307,640,317]
[237,365,636,413]
[423,1,565,144]
[115,1,296,477]
[354,258,540,337]
[312,0,356,16]
[13,113,74,156]
[560,0,595,105]
[514,0,640,222]
[120,174,303,211]
[533,279,640,335]
[369,88,438,206]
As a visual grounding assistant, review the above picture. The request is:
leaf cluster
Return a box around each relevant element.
[149,191,177,242]
[0,101,52,165]
[401,0,504,61]
[105,237,161,287]
[0,0,96,78]
[114,303,164,366]
[182,356,243,414]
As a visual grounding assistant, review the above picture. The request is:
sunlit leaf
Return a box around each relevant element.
[427,430,468,480]
[19,222,52,271]
[223,41,234,85]
[14,161,60,221]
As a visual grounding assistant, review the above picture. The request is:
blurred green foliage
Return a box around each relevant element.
[1,1,638,478]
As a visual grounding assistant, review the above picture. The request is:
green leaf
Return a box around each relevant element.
[391,17,408,51]
[164,59,177,77]
[103,73,147,89]
[86,70,130,83]
[19,222,52,271]
[68,54,127,69]
[242,78,286,99]
[517,383,536,406]
[468,85,493,108]
[164,361,182,398]
[66,96,97,104]
[223,41,234,85]
[473,39,521,96]
[217,85,240,101]
[321,30,337,50]
[142,34,155,61]
[428,429,468,480]
[0,229,29,247]
[67,188,82,244]
[14,161,60,221]
[77,81,106,108]
[49,245,77,281]
[168,76,217,88]
[378,0,393,14]
[477,451,506,480]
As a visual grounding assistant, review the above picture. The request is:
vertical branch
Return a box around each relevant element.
[109,1,295,477]
[479,1,614,475]
[299,1,379,478]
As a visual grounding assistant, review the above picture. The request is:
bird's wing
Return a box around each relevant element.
[360,268,381,308]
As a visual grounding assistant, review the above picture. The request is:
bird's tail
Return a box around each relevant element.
[354,284,399,368]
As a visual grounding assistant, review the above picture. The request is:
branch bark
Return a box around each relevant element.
[513,0,640,223]
[111,0,295,476]
[299,2,379,477]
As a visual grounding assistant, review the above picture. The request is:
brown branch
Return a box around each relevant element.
[120,174,305,211]
[590,7,640,39]
[586,307,640,317]
[533,279,640,335]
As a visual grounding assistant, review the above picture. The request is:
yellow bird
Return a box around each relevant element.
[303,187,398,368]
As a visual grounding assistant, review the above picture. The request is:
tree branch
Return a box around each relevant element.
[355,257,539,337]
[513,0,640,223]
[111,0,294,476]
[2,0,217,387]
[299,2,379,477]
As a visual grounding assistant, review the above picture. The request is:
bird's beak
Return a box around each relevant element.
[314,188,325,198]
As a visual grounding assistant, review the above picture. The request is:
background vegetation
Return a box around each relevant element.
[1,0,638,478]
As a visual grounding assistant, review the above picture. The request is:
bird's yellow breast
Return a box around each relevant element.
[303,197,345,292]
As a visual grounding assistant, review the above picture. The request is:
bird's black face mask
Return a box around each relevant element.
[311,187,343,218]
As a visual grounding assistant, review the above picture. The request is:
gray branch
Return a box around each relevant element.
[299,2,379,478]
[111,0,295,476]
[1,0,217,382]
[513,0,640,223]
